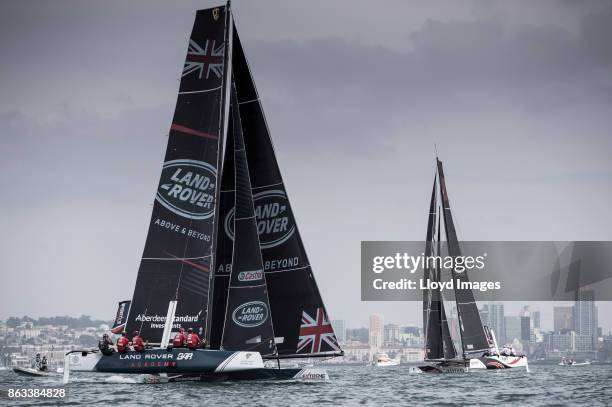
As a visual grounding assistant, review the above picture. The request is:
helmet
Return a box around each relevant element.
[133,331,139,336]
[179,328,185,333]
[188,328,193,333]
[103,333,108,338]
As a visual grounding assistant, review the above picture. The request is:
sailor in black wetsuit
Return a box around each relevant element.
[98,333,115,356]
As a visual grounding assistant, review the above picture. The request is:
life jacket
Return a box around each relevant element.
[173,332,186,348]
[117,336,129,353]
[186,333,200,349]
[133,335,145,352]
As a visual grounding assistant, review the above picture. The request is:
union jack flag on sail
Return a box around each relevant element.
[183,39,225,80]
[297,308,340,354]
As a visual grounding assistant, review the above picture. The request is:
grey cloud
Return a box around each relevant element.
[1,0,611,329]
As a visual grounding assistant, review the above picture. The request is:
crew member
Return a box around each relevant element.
[173,328,186,348]
[186,328,201,350]
[40,356,48,372]
[132,331,145,352]
[98,333,115,356]
[34,353,41,369]
[116,331,130,353]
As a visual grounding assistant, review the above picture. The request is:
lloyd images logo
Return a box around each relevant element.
[232,301,268,327]
[224,189,296,249]
[156,159,217,220]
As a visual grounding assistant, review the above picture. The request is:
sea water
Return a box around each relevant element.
[1,364,611,406]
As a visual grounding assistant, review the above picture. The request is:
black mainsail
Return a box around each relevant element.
[436,159,490,356]
[125,6,230,342]
[210,26,341,358]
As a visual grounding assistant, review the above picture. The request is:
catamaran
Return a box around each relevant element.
[414,157,528,373]
[65,1,342,382]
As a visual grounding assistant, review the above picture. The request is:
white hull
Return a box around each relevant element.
[413,355,529,373]
[374,359,400,367]
[559,361,590,366]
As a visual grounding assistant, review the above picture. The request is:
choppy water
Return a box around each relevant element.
[1,364,611,406]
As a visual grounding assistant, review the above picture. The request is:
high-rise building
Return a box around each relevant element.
[331,320,346,344]
[554,306,574,333]
[520,316,531,341]
[531,311,541,329]
[574,289,598,350]
[369,314,384,350]
[384,323,400,344]
[487,302,505,344]
[505,316,522,343]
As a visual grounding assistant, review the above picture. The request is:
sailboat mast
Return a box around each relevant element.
[206,1,234,346]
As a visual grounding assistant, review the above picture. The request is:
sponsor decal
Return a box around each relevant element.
[176,352,194,361]
[134,311,202,329]
[156,159,217,220]
[238,270,263,281]
[232,301,269,328]
[224,189,295,249]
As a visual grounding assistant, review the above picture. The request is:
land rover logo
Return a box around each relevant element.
[238,270,263,281]
[232,301,268,327]
[224,189,295,248]
[156,159,217,219]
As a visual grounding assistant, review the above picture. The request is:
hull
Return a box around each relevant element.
[559,361,591,366]
[374,360,400,367]
[67,348,263,375]
[13,367,58,377]
[166,367,328,382]
[413,356,528,373]
[161,368,329,382]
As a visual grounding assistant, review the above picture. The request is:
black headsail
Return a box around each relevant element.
[125,6,229,343]
[210,26,342,358]
[437,158,490,356]
[219,83,277,356]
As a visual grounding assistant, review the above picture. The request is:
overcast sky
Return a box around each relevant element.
[1,0,611,331]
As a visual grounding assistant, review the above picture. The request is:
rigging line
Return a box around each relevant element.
[238,97,259,105]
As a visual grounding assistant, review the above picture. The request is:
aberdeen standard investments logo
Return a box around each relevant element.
[224,189,295,249]
[156,159,217,220]
[232,301,268,327]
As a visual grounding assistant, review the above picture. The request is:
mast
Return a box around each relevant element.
[423,175,443,360]
[206,0,234,347]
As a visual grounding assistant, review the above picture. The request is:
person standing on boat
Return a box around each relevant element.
[40,356,48,372]
[173,328,186,348]
[132,331,145,352]
[116,331,130,353]
[186,328,201,350]
[98,333,115,356]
